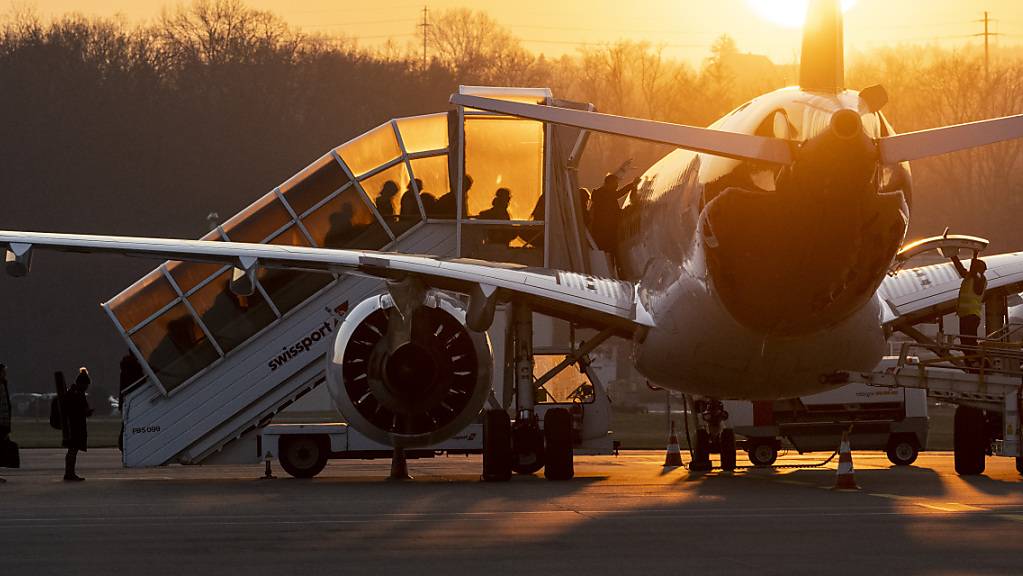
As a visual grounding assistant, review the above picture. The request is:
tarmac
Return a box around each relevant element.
[1,449,1021,575]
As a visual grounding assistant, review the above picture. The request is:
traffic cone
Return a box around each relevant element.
[664,421,684,467]
[833,430,859,491]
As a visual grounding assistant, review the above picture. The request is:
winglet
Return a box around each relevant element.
[800,0,845,93]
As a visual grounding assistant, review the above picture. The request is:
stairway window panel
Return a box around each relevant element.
[130,302,219,393]
[221,194,293,244]
[360,162,420,238]
[410,155,450,219]
[186,270,277,354]
[396,113,448,154]
[108,269,180,332]
[336,123,402,177]
[301,185,390,250]
[463,118,544,221]
[459,223,544,266]
[258,226,333,315]
[280,154,350,217]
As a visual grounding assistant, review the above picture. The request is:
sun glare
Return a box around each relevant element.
[747,0,857,28]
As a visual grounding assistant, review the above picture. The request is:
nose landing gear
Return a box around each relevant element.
[689,398,737,471]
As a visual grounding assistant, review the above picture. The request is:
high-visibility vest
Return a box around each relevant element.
[957,276,983,317]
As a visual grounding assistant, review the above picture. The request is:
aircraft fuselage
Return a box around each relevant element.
[620,88,911,399]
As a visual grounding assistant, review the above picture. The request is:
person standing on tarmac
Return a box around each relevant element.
[0,363,10,483]
[952,251,987,354]
[63,367,93,482]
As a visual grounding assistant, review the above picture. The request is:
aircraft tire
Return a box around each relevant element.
[279,435,328,479]
[885,435,919,466]
[720,429,737,471]
[543,408,574,481]
[482,409,512,482]
[511,422,545,475]
[690,429,713,471]
[953,405,986,476]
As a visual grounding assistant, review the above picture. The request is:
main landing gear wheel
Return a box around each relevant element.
[511,422,545,475]
[279,436,328,479]
[482,409,512,482]
[720,429,737,471]
[543,408,574,481]
[690,429,713,472]
[886,435,919,466]
[748,439,778,467]
[953,405,986,476]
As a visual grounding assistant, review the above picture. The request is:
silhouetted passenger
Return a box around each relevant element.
[324,203,357,248]
[432,174,473,219]
[118,352,144,452]
[375,180,400,223]
[577,187,591,228]
[590,173,638,252]
[400,179,423,220]
[531,193,545,221]
[63,367,93,482]
[953,251,987,354]
[478,188,516,247]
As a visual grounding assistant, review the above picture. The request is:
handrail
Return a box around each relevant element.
[896,337,1023,381]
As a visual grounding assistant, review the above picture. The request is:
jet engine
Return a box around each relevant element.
[326,291,492,448]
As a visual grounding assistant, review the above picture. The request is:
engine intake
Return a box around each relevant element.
[326,292,492,448]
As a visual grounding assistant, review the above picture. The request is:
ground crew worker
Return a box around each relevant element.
[952,251,987,352]
[63,367,93,482]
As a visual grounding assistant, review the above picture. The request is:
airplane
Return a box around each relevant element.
[3,0,1023,476]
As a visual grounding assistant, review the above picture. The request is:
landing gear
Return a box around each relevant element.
[483,409,512,482]
[720,429,737,471]
[544,408,574,481]
[953,405,987,476]
[689,398,733,471]
[511,417,545,475]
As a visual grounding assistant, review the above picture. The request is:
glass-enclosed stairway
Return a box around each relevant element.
[111,87,595,467]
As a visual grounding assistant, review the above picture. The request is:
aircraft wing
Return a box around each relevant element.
[879,253,1023,329]
[879,113,1023,164]
[451,94,794,165]
[0,231,649,336]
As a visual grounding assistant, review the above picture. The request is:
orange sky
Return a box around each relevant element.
[10,0,1023,64]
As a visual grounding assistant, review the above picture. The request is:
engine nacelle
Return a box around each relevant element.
[326,291,492,448]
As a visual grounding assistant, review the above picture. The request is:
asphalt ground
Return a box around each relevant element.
[1,449,1021,575]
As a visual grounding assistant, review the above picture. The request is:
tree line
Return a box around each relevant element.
[0,0,1021,392]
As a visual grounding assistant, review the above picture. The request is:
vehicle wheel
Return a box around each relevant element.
[511,422,545,475]
[690,428,713,471]
[279,435,328,478]
[720,429,737,471]
[748,439,778,467]
[953,405,986,476]
[1017,457,1022,476]
[543,408,574,481]
[483,409,512,482]
[886,436,919,466]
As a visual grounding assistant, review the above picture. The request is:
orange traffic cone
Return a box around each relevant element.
[664,421,684,467]
[833,429,859,491]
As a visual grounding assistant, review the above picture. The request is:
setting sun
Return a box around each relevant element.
[747,0,858,28]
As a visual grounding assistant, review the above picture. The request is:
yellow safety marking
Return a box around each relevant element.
[914,502,983,513]
[869,493,909,501]
[996,514,1023,523]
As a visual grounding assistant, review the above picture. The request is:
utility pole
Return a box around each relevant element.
[975,11,999,85]
[418,6,430,70]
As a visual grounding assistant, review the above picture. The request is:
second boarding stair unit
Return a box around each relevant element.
[846,336,1022,475]
[113,86,601,468]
